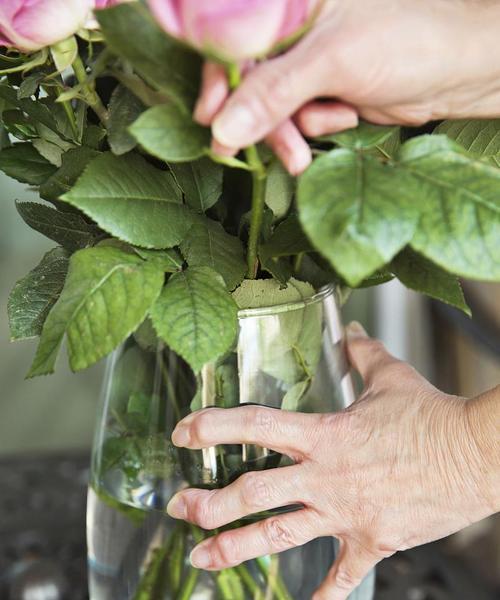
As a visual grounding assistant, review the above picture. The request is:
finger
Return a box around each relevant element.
[345,321,399,385]
[210,137,238,157]
[194,61,229,126]
[265,119,312,175]
[171,406,322,459]
[167,465,308,529]
[295,101,359,138]
[212,42,331,148]
[189,509,321,570]
[313,540,379,600]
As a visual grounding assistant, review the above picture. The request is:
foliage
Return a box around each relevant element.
[1,1,499,381]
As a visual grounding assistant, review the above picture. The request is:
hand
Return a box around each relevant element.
[167,322,498,600]
[194,0,500,174]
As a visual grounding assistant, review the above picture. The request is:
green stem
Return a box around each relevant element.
[235,564,265,600]
[159,354,181,422]
[256,556,293,600]
[54,85,79,139]
[132,534,174,600]
[245,145,267,279]
[72,54,108,125]
[175,566,199,600]
[226,63,268,279]
[227,62,242,90]
[175,525,205,600]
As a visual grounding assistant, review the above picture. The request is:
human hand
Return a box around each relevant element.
[194,0,500,174]
[167,322,497,600]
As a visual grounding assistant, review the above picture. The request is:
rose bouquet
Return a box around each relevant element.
[2,0,500,598]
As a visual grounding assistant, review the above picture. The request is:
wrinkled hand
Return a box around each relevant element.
[167,323,496,599]
[194,0,500,174]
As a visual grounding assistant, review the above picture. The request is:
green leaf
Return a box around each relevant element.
[150,267,238,373]
[434,119,500,167]
[232,277,315,310]
[281,379,310,411]
[40,146,100,202]
[0,83,66,139]
[0,143,56,184]
[170,158,223,211]
[180,218,246,290]
[130,104,210,163]
[97,2,201,109]
[258,215,311,285]
[133,247,184,272]
[18,72,45,99]
[400,135,500,281]
[108,84,145,155]
[298,149,419,286]
[50,36,78,73]
[8,247,69,341]
[28,246,164,376]
[259,255,293,285]
[260,214,313,259]
[264,159,295,220]
[233,278,322,385]
[392,249,470,315]
[16,201,99,251]
[32,137,71,167]
[61,152,193,248]
[323,122,399,150]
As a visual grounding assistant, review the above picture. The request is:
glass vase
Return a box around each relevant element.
[87,284,375,599]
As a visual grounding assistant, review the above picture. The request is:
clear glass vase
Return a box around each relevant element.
[87,284,374,600]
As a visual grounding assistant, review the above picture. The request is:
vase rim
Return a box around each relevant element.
[237,283,336,319]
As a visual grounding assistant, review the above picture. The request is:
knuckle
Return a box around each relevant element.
[335,566,361,591]
[250,407,278,436]
[240,473,273,510]
[190,412,215,445]
[214,532,239,566]
[187,492,216,529]
[262,518,296,550]
[247,66,296,117]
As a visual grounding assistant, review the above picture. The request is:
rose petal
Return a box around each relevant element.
[148,0,183,37]
[10,0,92,51]
[276,0,310,40]
[180,0,288,61]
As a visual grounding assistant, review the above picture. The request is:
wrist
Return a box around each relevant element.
[463,387,500,517]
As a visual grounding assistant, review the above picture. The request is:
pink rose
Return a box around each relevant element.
[0,0,93,52]
[148,0,314,61]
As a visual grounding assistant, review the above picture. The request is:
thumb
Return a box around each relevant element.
[313,541,379,600]
[212,44,328,148]
[345,321,398,384]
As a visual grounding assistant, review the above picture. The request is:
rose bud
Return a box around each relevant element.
[148,0,316,62]
[0,0,93,53]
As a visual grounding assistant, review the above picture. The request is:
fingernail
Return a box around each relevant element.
[172,424,190,447]
[346,321,368,338]
[213,103,256,147]
[190,541,212,569]
[166,493,187,519]
[288,145,312,176]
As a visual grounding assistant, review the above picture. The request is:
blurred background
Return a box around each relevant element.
[0,171,498,599]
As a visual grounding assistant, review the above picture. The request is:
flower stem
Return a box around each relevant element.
[226,63,268,279]
[245,145,267,279]
[72,54,108,125]
[257,556,293,600]
[54,84,79,140]
[235,564,264,599]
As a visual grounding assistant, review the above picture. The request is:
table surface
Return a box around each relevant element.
[0,453,497,600]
